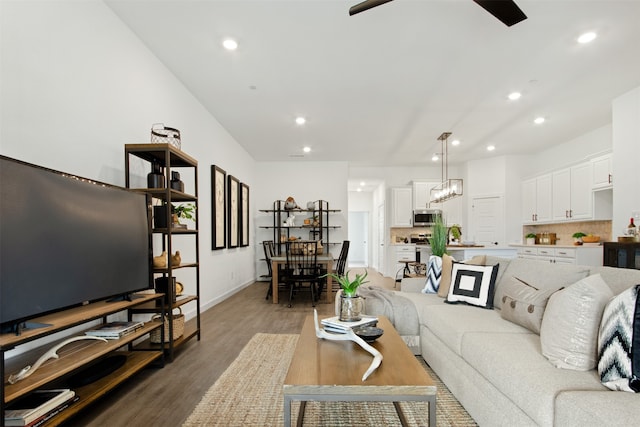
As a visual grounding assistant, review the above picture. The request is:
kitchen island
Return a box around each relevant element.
[446,245,517,260]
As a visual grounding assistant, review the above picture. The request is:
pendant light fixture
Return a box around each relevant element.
[430,132,463,203]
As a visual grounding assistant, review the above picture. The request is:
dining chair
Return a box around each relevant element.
[284,240,320,307]
[332,240,350,291]
[262,240,276,300]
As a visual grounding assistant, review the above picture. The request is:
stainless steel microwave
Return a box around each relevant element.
[413,209,442,226]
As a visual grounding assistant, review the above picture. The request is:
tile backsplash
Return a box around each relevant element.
[523,220,612,245]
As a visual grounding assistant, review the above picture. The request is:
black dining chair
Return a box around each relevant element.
[332,240,350,292]
[263,240,276,300]
[283,240,320,307]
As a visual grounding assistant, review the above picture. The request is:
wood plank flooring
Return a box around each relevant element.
[66,268,394,426]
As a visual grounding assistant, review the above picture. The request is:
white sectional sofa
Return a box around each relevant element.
[361,256,640,426]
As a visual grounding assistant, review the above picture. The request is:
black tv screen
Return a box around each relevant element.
[0,155,152,330]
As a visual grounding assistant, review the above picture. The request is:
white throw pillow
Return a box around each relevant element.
[445,263,499,309]
[540,274,613,371]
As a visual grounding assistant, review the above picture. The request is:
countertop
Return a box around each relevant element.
[509,243,603,249]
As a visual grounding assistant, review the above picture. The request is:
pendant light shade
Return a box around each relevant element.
[430,132,463,203]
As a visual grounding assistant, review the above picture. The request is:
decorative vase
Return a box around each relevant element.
[339,294,364,322]
[147,161,165,189]
[170,171,184,192]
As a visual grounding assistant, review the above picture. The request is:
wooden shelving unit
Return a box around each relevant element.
[124,144,201,361]
[1,293,165,426]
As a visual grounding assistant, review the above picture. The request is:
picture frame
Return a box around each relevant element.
[227,175,240,248]
[211,165,226,250]
[240,183,250,247]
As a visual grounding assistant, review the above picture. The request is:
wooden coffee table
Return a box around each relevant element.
[283,315,436,426]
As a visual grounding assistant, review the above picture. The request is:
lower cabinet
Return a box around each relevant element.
[603,242,640,269]
[515,245,603,266]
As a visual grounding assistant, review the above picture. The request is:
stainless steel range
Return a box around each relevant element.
[410,234,432,263]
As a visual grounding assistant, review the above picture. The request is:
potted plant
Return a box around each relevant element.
[525,233,537,245]
[423,216,447,293]
[172,203,195,228]
[572,232,587,245]
[449,224,461,244]
[323,270,368,321]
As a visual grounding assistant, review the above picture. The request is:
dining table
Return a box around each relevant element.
[270,254,334,304]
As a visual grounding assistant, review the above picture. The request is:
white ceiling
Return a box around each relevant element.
[106,0,640,169]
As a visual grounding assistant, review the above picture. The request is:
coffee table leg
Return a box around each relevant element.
[284,396,291,427]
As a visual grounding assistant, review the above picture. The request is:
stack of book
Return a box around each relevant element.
[4,389,78,427]
[320,315,378,334]
[85,321,144,339]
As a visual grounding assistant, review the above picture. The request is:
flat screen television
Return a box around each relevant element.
[0,155,152,333]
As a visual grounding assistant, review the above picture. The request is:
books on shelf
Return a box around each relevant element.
[4,389,76,426]
[320,315,378,333]
[85,321,144,339]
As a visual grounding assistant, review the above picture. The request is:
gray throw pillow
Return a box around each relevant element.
[540,274,613,371]
[500,277,558,334]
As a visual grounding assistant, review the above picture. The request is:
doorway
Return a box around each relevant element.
[348,211,368,267]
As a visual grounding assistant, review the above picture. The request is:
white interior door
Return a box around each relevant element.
[470,196,505,246]
[348,211,368,267]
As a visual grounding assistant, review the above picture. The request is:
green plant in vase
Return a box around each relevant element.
[322,270,368,321]
[171,203,196,228]
[525,233,537,245]
[572,232,586,245]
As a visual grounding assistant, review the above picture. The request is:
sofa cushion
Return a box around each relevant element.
[598,284,640,392]
[419,303,531,356]
[500,277,557,334]
[555,390,640,426]
[461,332,606,426]
[593,266,640,295]
[493,258,590,309]
[446,262,499,309]
[540,274,613,371]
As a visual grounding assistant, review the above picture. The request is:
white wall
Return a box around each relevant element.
[0,0,257,317]
[612,86,640,235]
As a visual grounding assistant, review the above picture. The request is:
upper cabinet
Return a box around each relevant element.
[412,181,438,210]
[522,174,552,223]
[592,154,613,189]
[522,158,612,225]
[552,163,592,221]
[390,187,413,227]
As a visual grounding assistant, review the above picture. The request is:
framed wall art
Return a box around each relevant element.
[240,183,250,247]
[211,165,226,250]
[227,175,240,248]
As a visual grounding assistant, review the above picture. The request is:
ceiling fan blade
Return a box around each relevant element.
[349,0,395,16]
[473,0,527,27]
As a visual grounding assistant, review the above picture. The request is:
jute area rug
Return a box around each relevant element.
[183,333,477,426]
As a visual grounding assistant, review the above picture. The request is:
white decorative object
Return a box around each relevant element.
[285,214,295,227]
[8,335,108,384]
[313,309,382,381]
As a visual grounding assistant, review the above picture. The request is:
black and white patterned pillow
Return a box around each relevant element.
[445,263,499,309]
[598,284,640,392]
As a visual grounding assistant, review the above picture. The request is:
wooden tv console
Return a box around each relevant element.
[1,293,165,426]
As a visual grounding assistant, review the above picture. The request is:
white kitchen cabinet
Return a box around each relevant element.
[522,174,552,223]
[412,181,439,210]
[551,163,592,221]
[514,245,602,266]
[388,244,416,279]
[592,154,613,189]
[390,187,413,227]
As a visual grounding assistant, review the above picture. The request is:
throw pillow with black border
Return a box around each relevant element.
[445,262,499,309]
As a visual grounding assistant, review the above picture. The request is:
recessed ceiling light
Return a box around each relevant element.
[303,146,311,153]
[577,32,597,44]
[360,181,366,186]
[432,154,439,162]
[508,92,522,101]
[487,145,496,152]
[357,188,362,192]
[222,39,238,50]
[451,139,460,146]
[534,117,545,124]
[295,117,306,125]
